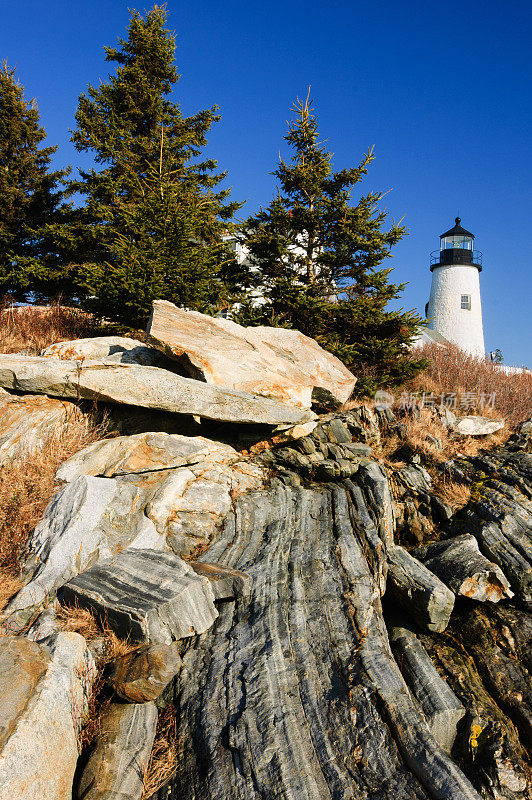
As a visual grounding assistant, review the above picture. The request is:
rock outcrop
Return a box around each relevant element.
[0,354,312,425]
[0,321,529,800]
[146,300,356,408]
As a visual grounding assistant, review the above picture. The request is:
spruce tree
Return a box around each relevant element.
[70,5,242,327]
[0,61,71,301]
[237,92,425,395]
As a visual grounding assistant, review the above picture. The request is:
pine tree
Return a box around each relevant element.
[0,61,71,301]
[237,92,425,395]
[70,5,242,327]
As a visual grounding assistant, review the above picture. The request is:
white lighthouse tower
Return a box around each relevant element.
[426,217,485,359]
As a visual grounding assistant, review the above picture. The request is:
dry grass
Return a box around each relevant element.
[0,299,109,354]
[410,343,532,426]
[433,479,471,512]
[142,705,179,799]
[56,601,138,749]
[0,410,110,590]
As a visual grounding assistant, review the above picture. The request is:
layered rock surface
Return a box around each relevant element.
[3,432,265,630]
[0,354,311,425]
[0,322,529,800]
[146,300,356,408]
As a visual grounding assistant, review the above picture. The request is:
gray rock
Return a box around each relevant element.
[0,354,312,426]
[41,335,178,368]
[56,431,239,482]
[327,418,352,443]
[77,701,158,800]
[453,415,505,436]
[111,642,182,703]
[476,521,532,609]
[0,632,95,800]
[386,545,455,632]
[343,442,373,457]
[62,549,218,644]
[357,461,395,545]
[146,299,356,408]
[414,535,514,603]
[388,620,465,753]
[3,476,119,627]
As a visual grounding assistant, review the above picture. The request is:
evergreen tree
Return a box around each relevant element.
[237,92,425,395]
[0,61,71,301]
[70,5,242,327]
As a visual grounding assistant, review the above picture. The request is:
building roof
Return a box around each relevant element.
[440,217,475,239]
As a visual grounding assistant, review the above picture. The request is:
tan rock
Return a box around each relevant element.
[56,431,240,482]
[0,390,81,462]
[0,354,311,426]
[41,335,175,367]
[0,632,95,800]
[0,636,50,751]
[146,300,356,408]
[111,641,182,702]
[77,702,158,800]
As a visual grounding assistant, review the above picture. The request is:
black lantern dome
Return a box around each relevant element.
[430,217,482,271]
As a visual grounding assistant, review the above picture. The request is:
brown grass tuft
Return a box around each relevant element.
[0,299,108,354]
[142,705,179,799]
[0,410,110,581]
[56,601,138,749]
[410,343,532,426]
[433,479,472,512]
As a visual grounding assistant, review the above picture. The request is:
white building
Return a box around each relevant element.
[425,217,485,359]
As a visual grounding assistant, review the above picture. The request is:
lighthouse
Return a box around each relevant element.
[425,217,485,359]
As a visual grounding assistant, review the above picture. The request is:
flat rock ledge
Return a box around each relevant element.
[62,549,219,644]
[0,354,312,426]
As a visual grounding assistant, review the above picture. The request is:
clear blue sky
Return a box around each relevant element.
[2,0,531,365]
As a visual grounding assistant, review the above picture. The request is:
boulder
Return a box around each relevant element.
[111,641,182,703]
[2,472,167,632]
[62,549,219,644]
[56,431,239,482]
[386,545,455,632]
[55,431,265,559]
[414,535,514,603]
[41,335,177,368]
[453,416,505,436]
[0,354,312,426]
[77,702,158,800]
[388,620,465,753]
[146,300,356,408]
[0,637,50,751]
[0,390,81,462]
[0,632,95,800]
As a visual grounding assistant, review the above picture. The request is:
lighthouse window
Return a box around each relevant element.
[461,294,471,310]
